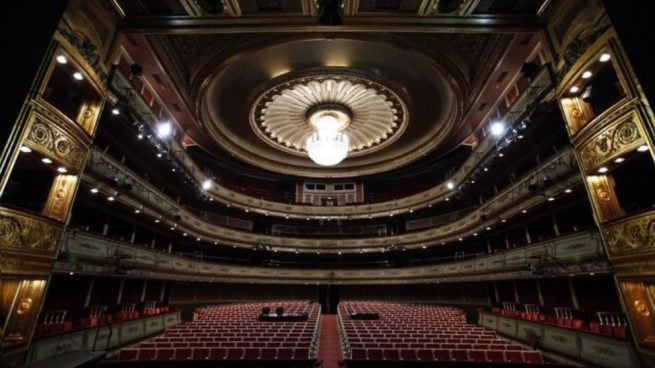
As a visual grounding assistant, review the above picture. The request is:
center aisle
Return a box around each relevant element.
[316,314,343,368]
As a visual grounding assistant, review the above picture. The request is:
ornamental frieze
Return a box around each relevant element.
[604,211,655,258]
[26,116,86,172]
[0,208,63,257]
[579,118,643,172]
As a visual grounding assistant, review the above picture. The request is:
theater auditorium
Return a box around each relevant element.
[0,1,654,367]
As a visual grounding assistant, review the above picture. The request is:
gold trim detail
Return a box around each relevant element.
[0,207,63,257]
[578,114,644,172]
[25,112,86,172]
[604,211,655,258]
[42,175,79,222]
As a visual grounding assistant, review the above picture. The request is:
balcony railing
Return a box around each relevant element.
[55,230,607,285]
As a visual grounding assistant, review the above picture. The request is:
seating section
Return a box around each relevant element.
[118,300,320,362]
[339,301,544,364]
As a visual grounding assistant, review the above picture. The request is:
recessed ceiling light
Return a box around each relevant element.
[196,237,201,241]
[90,188,99,194]
[156,153,162,158]
[446,181,455,190]
[483,167,488,172]
[486,226,491,230]
[517,135,524,139]
[409,209,413,213]
[134,209,141,214]
[428,204,432,208]
[170,226,175,230]
[57,166,67,173]
[338,251,342,255]
[498,152,504,157]
[137,133,144,140]
[107,196,115,201]
[41,157,53,164]
[548,197,555,202]
[569,86,579,94]
[581,71,593,79]
[56,55,67,64]
[599,53,611,62]
[564,188,573,194]
[69,271,74,275]
[614,157,625,163]
[521,209,527,213]
[422,245,426,249]
[473,233,478,236]
[183,232,188,236]
[73,72,83,81]
[245,208,249,213]
[637,144,649,152]
[597,166,609,173]
[111,108,120,115]
[458,237,463,242]
[19,146,32,153]
[154,219,160,223]
[501,219,507,223]
[441,242,445,245]
[445,197,450,202]
[214,241,218,245]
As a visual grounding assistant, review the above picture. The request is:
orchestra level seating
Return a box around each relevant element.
[112,300,320,367]
[339,301,559,367]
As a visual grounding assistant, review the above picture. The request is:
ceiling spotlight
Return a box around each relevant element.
[582,71,593,79]
[19,146,32,153]
[483,167,488,172]
[445,197,450,202]
[458,237,463,242]
[486,226,491,230]
[598,166,609,173]
[107,196,115,201]
[90,188,99,194]
[137,133,144,140]
[154,219,160,223]
[473,233,478,236]
[517,134,524,139]
[599,53,611,62]
[548,197,555,202]
[56,166,67,173]
[170,226,175,230]
[490,121,506,137]
[196,237,201,241]
[183,232,188,236]
[202,179,213,190]
[498,152,505,158]
[156,122,172,138]
[501,219,507,223]
[428,204,432,208]
[564,188,573,194]
[569,86,580,94]
[614,157,625,163]
[521,209,528,213]
[213,242,218,245]
[637,144,649,152]
[56,55,67,64]
[156,153,162,158]
[409,209,413,213]
[422,245,426,249]
[73,72,83,80]
[446,181,455,190]
[111,108,120,115]
[245,208,249,213]
[134,209,141,214]
[41,157,53,164]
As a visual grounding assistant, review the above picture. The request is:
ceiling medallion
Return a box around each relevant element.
[250,73,408,165]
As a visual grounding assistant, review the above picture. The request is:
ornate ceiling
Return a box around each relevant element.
[143,31,512,177]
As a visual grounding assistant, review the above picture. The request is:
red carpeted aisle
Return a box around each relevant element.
[317,314,343,368]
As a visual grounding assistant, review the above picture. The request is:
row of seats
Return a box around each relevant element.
[117,301,320,362]
[350,348,544,363]
[339,301,545,364]
[118,347,311,361]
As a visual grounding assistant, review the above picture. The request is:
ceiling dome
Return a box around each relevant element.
[251,73,407,156]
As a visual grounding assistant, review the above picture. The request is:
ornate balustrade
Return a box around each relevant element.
[84,145,580,253]
[55,230,607,285]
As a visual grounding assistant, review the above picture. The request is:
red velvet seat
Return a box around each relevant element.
[506,350,524,363]
[174,348,192,360]
[469,350,486,362]
[367,349,383,360]
[486,350,505,362]
[156,348,174,360]
[351,348,367,360]
[294,348,310,359]
[260,348,276,360]
[192,347,210,360]
[523,351,544,363]
[450,349,468,361]
[244,348,259,360]
[277,348,293,360]
[434,349,450,361]
[137,348,156,361]
[209,347,227,360]
[384,349,400,361]
[400,349,417,361]
[226,348,243,360]
[417,349,433,361]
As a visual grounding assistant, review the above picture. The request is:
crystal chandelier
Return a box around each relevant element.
[305,107,350,166]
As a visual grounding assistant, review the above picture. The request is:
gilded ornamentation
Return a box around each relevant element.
[0,208,62,257]
[580,119,643,171]
[634,300,651,317]
[42,175,78,222]
[558,25,611,81]
[27,118,85,172]
[604,212,655,257]
[58,28,107,84]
